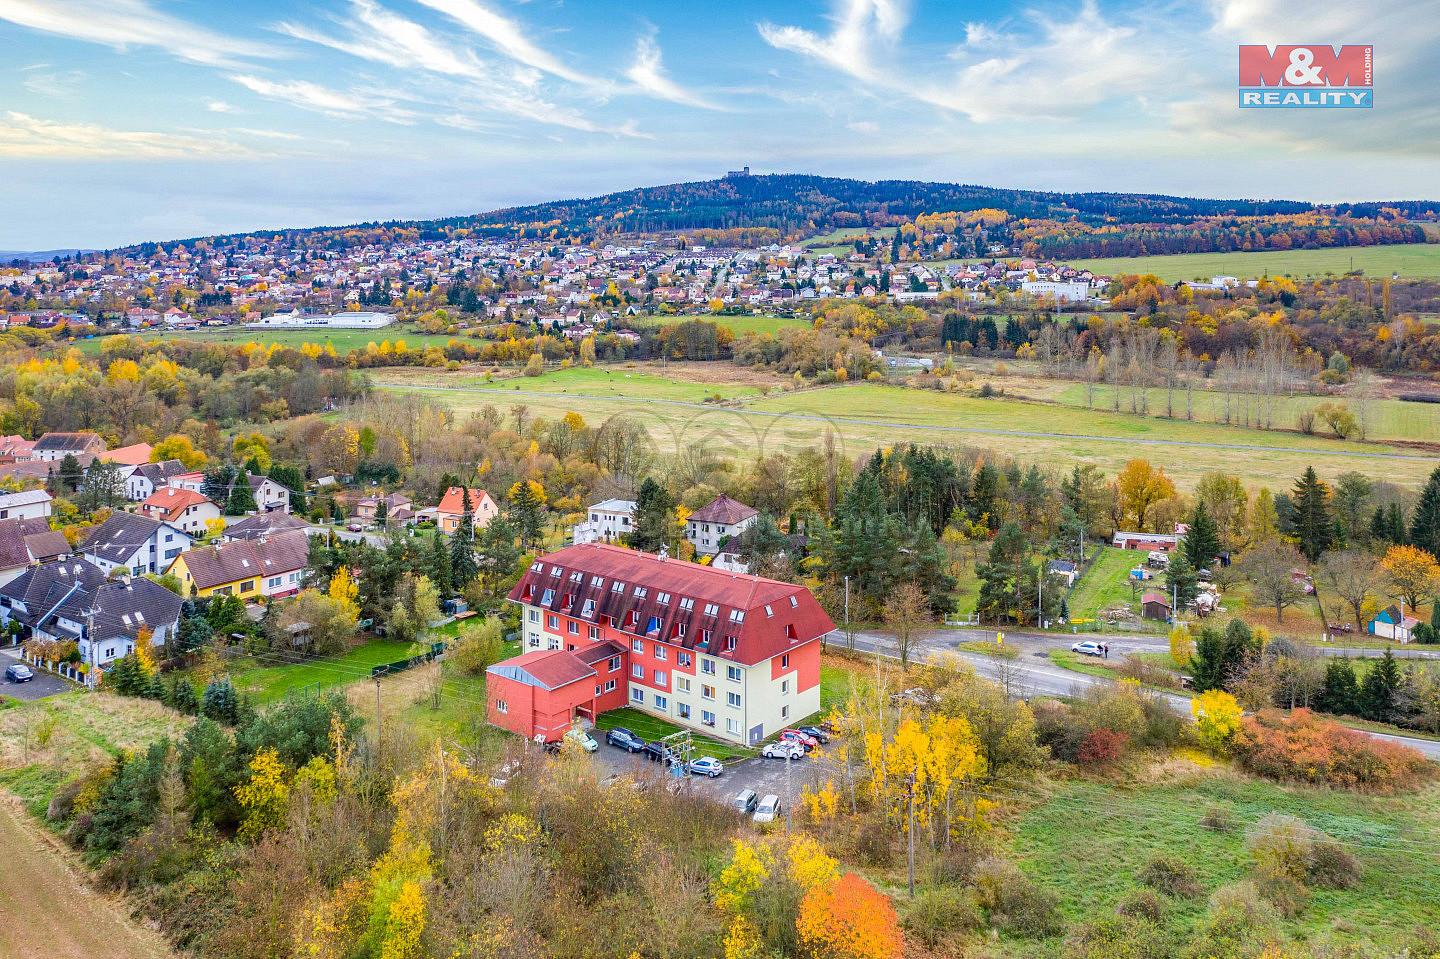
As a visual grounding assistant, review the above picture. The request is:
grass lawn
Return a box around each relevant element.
[1067,548,1152,624]
[75,322,463,356]
[706,314,811,337]
[222,638,419,705]
[1009,772,1440,954]
[1062,243,1440,281]
[380,362,763,404]
[958,640,1020,658]
[591,707,753,762]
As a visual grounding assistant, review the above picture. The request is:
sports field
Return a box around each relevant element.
[1062,244,1440,281]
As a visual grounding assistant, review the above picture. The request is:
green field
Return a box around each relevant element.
[74,323,465,356]
[219,638,418,704]
[703,313,812,337]
[1063,244,1440,281]
[380,372,1440,492]
[803,226,895,256]
[1066,548,1153,625]
[1011,775,1440,952]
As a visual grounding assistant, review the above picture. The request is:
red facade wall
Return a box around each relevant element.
[487,672,600,742]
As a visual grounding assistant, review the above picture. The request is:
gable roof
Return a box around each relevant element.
[487,648,595,690]
[61,577,182,644]
[175,530,308,589]
[32,432,105,454]
[0,489,52,510]
[689,493,758,525]
[508,542,834,666]
[436,486,489,516]
[0,517,33,569]
[132,460,189,486]
[224,512,309,541]
[23,529,71,563]
[79,512,179,566]
[100,443,154,466]
[0,557,106,614]
[141,487,217,522]
[1141,592,1171,606]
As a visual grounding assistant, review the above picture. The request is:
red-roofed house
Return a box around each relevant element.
[140,487,223,536]
[100,443,154,467]
[435,486,498,534]
[486,642,628,742]
[495,542,833,745]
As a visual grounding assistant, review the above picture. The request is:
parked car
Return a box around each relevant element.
[605,727,645,752]
[753,794,782,824]
[5,663,33,683]
[643,741,675,763]
[689,756,724,778]
[890,687,937,707]
[564,728,598,753]
[733,789,758,814]
[796,724,831,744]
[779,729,819,751]
[1072,641,1104,657]
[762,741,805,760]
[346,523,364,532]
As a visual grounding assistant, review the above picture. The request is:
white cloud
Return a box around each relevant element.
[758,0,907,84]
[229,75,418,124]
[414,0,604,88]
[0,111,269,159]
[847,120,879,134]
[0,0,273,67]
[206,100,238,113]
[625,35,726,111]
[21,70,85,98]
[276,0,486,80]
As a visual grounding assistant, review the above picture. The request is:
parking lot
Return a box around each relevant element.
[0,651,77,701]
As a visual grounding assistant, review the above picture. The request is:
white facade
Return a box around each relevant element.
[0,489,51,521]
[1021,280,1091,303]
[251,477,291,513]
[88,524,193,575]
[572,498,636,545]
[686,513,758,557]
[245,310,395,329]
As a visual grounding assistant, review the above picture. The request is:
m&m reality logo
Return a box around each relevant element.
[1238,45,1372,108]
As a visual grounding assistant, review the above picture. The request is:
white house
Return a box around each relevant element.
[572,498,637,545]
[1021,280,1091,303]
[125,460,189,501]
[0,489,52,521]
[79,512,194,575]
[140,487,224,537]
[685,494,759,557]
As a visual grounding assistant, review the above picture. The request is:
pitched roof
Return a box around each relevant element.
[32,432,105,454]
[1141,592,1171,606]
[100,443,154,466]
[79,512,173,565]
[508,542,835,666]
[141,487,216,523]
[132,460,188,485]
[572,639,625,666]
[175,530,308,589]
[23,530,71,563]
[0,517,33,569]
[487,648,595,690]
[689,493,758,525]
[436,486,488,516]
[224,512,309,541]
[0,558,106,616]
[0,489,52,510]
[60,577,182,645]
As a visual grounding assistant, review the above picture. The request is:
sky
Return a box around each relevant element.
[0,0,1436,250]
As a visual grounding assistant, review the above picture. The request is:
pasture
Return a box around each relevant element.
[702,313,812,337]
[74,323,465,356]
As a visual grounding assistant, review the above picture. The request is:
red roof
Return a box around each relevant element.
[487,648,595,690]
[1141,592,1170,606]
[141,487,215,522]
[507,542,835,666]
[689,493,758,525]
[436,486,490,516]
[100,442,154,467]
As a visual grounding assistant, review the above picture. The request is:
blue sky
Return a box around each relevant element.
[0,0,1436,250]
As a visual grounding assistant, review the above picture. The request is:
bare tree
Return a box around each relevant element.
[884,580,930,671]
[1317,549,1381,629]
[1241,539,1307,622]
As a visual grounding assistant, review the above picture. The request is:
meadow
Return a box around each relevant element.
[1061,244,1440,281]
[701,313,812,337]
[72,322,464,355]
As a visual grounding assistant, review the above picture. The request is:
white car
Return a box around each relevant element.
[1072,642,1104,657]
[753,794,782,824]
[564,728,599,753]
[689,756,724,777]
[762,741,805,760]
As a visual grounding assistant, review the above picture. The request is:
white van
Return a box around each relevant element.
[753,794,782,824]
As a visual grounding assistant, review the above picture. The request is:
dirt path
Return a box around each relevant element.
[0,796,175,959]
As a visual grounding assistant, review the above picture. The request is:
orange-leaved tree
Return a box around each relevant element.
[796,873,901,959]
[1380,544,1440,613]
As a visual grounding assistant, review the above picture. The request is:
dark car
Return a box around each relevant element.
[606,727,645,752]
[797,724,831,744]
[5,663,34,683]
[643,741,675,763]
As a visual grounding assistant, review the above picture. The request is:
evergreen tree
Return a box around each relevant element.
[374,497,389,526]
[268,463,308,513]
[170,677,199,715]
[201,465,235,503]
[1290,467,1333,562]
[429,528,452,597]
[58,452,82,492]
[107,654,145,695]
[78,459,125,512]
[201,676,239,724]
[1318,657,1359,715]
[1189,619,1255,692]
[476,513,521,593]
[1368,505,1389,545]
[1183,502,1222,572]
[1165,548,1200,610]
[1358,648,1402,721]
[1388,503,1407,545]
[507,482,545,549]
[1407,465,1440,559]
[975,522,1031,624]
[629,477,676,553]
[225,469,258,515]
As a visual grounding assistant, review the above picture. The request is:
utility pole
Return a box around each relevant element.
[375,677,383,761]
[905,772,916,897]
[785,751,794,833]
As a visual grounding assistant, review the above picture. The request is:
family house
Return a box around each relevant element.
[493,542,833,745]
[435,486,497,534]
[140,487,223,536]
[79,512,193,575]
[571,497,636,545]
[223,512,309,542]
[1369,605,1420,643]
[0,489,52,521]
[685,494,758,557]
[0,516,68,588]
[29,432,105,462]
[166,530,308,599]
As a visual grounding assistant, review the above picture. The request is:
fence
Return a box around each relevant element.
[19,649,87,685]
[370,640,447,678]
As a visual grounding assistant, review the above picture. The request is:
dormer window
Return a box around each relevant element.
[678,597,695,611]
[569,571,583,583]
[541,588,555,605]
[724,636,737,651]
[703,602,719,616]
[728,609,745,623]
[531,561,544,572]
[549,565,562,576]
[633,586,648,599]
[611,581,626,593]
[591,575,605,588]
[657,592,670,605]
[764,605,773,618]
[581,598,596,618]
[646,616,662,635]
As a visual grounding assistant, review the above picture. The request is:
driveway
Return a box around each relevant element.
[0,648,77,701]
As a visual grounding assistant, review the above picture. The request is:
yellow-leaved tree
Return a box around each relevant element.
[1169,624,1194,668]
[864,714,989,842]
[1192,689,1243,753]
[234,747,289,841]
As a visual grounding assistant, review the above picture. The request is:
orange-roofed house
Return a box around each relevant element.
[435,486,497,534]
[140,487,223,536]
[100,443,154,467]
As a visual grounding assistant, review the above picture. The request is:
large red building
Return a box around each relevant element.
[489,543,835,745]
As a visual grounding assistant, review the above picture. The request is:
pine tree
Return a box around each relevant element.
[1368,505,1389,545]
[429,528,452,597]
[1407,465,1440,559]
[1165,548,1200,610]
[374,497,389,526]
[1388,503,1407,545]
[1290,467,1333,562]
[1358,648,1401,721]
[226,469,258,515]
[629,477,676,554]
[1183,502,1222,572]
[1318,657,1359,715]
[507,481,545,550]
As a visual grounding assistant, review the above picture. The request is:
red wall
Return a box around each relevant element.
[487,672,600,742]
[772,638,821,694]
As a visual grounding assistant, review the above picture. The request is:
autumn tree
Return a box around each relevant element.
[1192,689,1242,753]
[1116,459,1176,531]
[1380,544,1440,613]
[863,714,988,845]
[1242,539,1306,622]
[152,434,207,469]
[1317,549,1381,629]
[883,580,929,670]
[796,873,902,959]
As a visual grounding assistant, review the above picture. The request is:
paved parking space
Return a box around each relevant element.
[592,738,826,813]
[0,649,80,701]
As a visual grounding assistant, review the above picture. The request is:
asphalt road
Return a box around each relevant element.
[0,648,76,701]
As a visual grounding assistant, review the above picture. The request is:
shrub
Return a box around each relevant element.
[1231,708,1431,792]
[1078,728,1129,765]
[970,856,1061,938]
[1200,882,1280,948]
[1246,814,1318,883]
[1115,889,1167,924]
[1256,874,1310,918]
[1307,841,1361,890]
[903,886,982,948]
[1063,914,1170,959]
[1199,806,1236,832]
[854,817,895,866]
[201,677,239,725]
[1138,856,1200,898]
[449,616,505,676]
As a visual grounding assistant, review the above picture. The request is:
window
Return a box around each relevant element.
[547,637,560,651]
[528,635,540,648]
[590,575,605,587]
[631,688,644,704]
[632,664,644,679]
[781,654,789,669]
[496,699,508,714]
[656,591,671,605]
[699,628,712,646]
[672,623,687,639]
[569,570,583,583]
[728,609,745,623]
[790,596,799,608]
[528,609,539,623]
[724,636,737,651]
[654,645,666,661]
[727,665,742,682]
[781,705,789,719]
[546,615,558,630]
[633,586,647,599]
[678,597,695,611]
[764,604,773,618]
[567,621,579,635]
[240,580,255,593]
[608,656,622,672]
[541,588,554,605]
[677,677,691,693]
[702,684,715,700]
[654,695,667,711]
[727,692,741,708]
[678,702,691,719]
[604,679,617,692]
[701,658,716,675]
[610,580,626,593]
[726,718,741,736]
[678,652,692,668]
[702,710,716,727]
[267,576,281,588]
[549,565,562,576]
[631,638,644,653]
[595,685,602,696]
[589,625,601,640]
[646,615,662,635]
[703,602,719,616]
[654,670,667,687]
[781,680,789,694]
